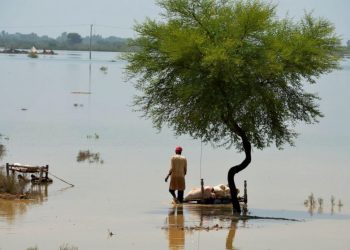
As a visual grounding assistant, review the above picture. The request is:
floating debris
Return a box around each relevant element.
[21,108,28,111]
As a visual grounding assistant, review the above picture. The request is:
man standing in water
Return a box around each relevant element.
[165,146,187,204]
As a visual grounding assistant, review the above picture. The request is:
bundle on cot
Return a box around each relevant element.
[184,184,238,201]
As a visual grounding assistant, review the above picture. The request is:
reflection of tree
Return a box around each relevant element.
[163,205,243,250]
[226,219,238,250]
[186,205,240,250]
[166,206,185,250]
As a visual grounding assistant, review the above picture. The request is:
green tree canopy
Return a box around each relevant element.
[67,32,83,45]
[125,0,340,151]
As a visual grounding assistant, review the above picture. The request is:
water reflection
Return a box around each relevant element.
[165,206,185,250]
[0,184,49,223]
[164,205,241,250]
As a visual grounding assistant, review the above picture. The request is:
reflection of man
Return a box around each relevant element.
[166,206,185,250]
[226,219,238,250]
[165,146,187,203]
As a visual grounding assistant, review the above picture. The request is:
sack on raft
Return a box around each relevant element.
[213,184,240,198]
[213,184,231,198]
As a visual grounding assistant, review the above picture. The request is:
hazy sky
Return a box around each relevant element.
[0,0,349,43]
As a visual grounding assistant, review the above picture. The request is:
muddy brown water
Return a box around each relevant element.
[0,51,349,249]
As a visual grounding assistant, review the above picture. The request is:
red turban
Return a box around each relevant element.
[175,146,183,153]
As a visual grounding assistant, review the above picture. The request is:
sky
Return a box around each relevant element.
[0,0,349,43]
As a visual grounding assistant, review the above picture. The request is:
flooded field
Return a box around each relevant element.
[0,51,349,249]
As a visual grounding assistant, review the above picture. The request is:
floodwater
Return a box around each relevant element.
[0,51,349,249]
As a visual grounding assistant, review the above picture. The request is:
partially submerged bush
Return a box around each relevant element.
[76,150,103,164]
[0,170,26,195]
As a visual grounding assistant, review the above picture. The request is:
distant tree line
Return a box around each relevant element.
[0,31,134,52]
[340,40,350,56]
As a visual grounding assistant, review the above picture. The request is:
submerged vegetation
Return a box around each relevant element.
[304,193,344,215]
[0,144,5,160]
[0,133,8,160]
[77,150,104,164]
[26,244,78,250]
[0,170,26,196]
[26,247,38,250]
[86,133,100,139]
[100,66,108,73]
[59,243,79,250]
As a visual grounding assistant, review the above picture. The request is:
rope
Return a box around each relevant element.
[48,172,74,187]
[199,139,203,179]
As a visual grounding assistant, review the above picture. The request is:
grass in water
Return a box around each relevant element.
[26,246,38,250]
[0,144,5,159]
[26,244,78,250]
[59,243,79,250]
[0,170,26,195]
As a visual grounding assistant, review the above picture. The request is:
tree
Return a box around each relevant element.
[67,32,82,45]
[124,0,341,213]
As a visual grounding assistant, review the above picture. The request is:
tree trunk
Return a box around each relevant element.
[227,124,251,214]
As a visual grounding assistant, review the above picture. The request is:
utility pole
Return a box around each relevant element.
[89,24,93,60]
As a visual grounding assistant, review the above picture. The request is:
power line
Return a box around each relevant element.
[94,24,131,30]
